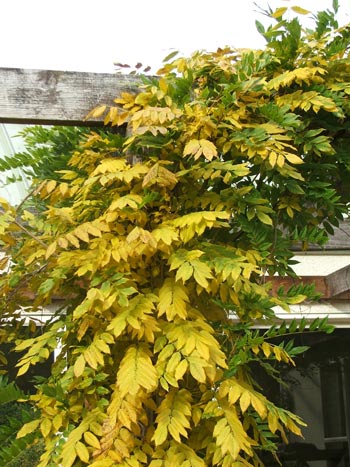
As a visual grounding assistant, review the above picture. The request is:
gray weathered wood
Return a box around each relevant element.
[0,67,140,125]
[292,220,350,251]
[325,264,350,298]
[326,221,350,250]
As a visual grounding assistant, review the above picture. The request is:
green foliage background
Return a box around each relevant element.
[0,377,43,467]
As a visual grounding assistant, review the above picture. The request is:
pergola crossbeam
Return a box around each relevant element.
[0,67,139,125]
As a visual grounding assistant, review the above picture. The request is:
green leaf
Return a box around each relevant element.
[38,278,56,295]
[256,211,273,225]
[255,20,265,35]
[163,50,179,62]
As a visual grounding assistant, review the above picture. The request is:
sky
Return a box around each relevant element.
[0,0,349,74]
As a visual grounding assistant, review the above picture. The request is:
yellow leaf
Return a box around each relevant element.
[159,77,168,93]
[107,312,128,338]
[261,342,272,358]
[199,139,218,161]
[40,418,52,438]
[284,153,303,164]
[158,278,189,320]
[268,411,279,433]
[117,345,158,397]
[192,259,213,288]
[52,413,63,432]
[0,196,10,210]
[183,139,201,157]
[46,179,57,194]
[273,346,282,362]
[75,441,90,463]
[65,233,80,248]
[86,224,102,237]
[45,241,57,259]
[74,354,86,377]
[89,460,114,467]
[183,334,196,355]
[192,407,202,426]
[187,356,206,383]
[15,338,37,352]
[228,384,242,405]
[291,6,310,15]
[166,351,182,374]
[183,139,218,161]
[239,391,251,413]
[90,421,103,437]
[152,389,192,446]
[277,153,285,167]
[17,419,40,438]
[84,431,101,449]
[152,423,168,446]
[84,348,99,369]
[58,237,69,249]
[110,194,142,211]
[91,105,107,118]
[269,151,277,167]
[74,226,90,243]
[251,394,267,418]
[134,93,150,106]
[94,337,111,354]
[174,358,188,381]
[142,163,178,189]
[61,446,77,467]
[175,262,193,283]
[271,7,288,18]
[153,226,178,246]
[17,362,30,377]
[157,343,175,362]
[59,182,69,196]
[213,414,242,460]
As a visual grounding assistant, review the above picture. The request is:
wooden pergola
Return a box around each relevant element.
[0,67,140,125]
[1,67,350,306]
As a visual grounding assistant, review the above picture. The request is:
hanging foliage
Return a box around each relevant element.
[0,3,349,466]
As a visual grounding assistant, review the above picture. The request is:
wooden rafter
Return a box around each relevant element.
[325,264,350,298]
[0,67,140,125]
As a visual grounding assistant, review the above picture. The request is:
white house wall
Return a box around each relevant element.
[0,123,30,205]
[292,253,350,276]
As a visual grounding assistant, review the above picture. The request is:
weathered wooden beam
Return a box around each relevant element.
[325,264,350,298]
[0,68,140,125]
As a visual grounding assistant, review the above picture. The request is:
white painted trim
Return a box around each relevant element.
[274,301,350,327]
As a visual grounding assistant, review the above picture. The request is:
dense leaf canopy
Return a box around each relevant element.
[0,3,349,466]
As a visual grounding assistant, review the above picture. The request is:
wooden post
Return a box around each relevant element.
[0,67,140,125]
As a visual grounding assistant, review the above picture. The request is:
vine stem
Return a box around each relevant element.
[13,219,48,249]
[15,181,46,214]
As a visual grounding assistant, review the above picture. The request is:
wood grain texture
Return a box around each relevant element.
[0,67,140,125]
[325,221,350,250]
[325,264,350,298]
